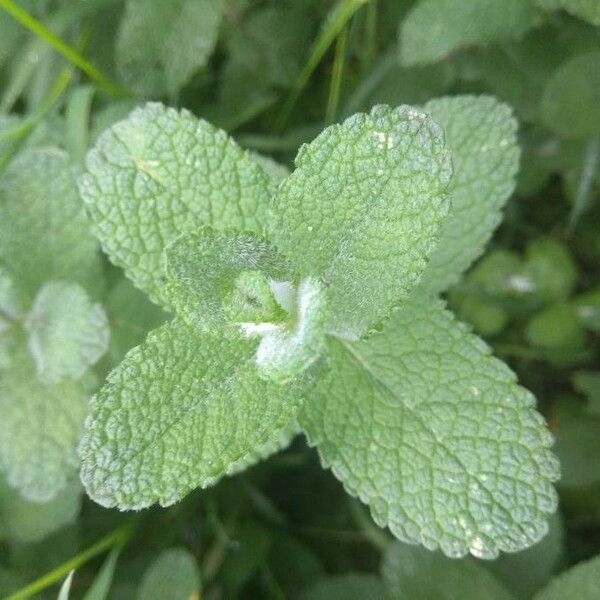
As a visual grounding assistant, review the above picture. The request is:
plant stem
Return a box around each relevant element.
[326,26,349,123]
[0,0,130,98]
[6,522,135,600]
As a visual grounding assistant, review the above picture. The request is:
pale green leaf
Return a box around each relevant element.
[25,281,110,383]
[540,51,600,139]
[0,264,26,320]
[0,345,88,502]
[0,147,102,299]
[381,542,514,599]
[269,104,452,340]
[399,0,536,66]
[536,0,600,25]
[79,103,272,307]
[299,296,559,558]
[58,571,75,600]
[417,96,520,295]
[80,319,313,509]
[533,554,600,600]
[0,478,81,543]
[117,0,221,96]
[302,574,385,600]
[137,548,200,600]
[163,227,292,330]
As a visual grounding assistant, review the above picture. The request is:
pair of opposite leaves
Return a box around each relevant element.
[79,98,558,559]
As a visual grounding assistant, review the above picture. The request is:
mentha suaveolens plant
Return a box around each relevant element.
[78,97,559,559]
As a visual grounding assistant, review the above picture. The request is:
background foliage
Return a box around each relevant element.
[0,0,600,598]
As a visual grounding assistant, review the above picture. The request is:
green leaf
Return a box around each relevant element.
[381,542,514,599]
[79,103,272,307]
[0,264,26,320]
[0,344,88,502]
[163,227,292,330]
[302,574,385,600]
[533,554,600,600]
[299,295,558,558]
[80,318,314,509]
[58,571,75,600]
[83,549,121,600]
[0,147,102,300]
[399,0,536,66]
[25,281,110,383]
[0,478,81,543]
[269,104,452,340]
[116,0,221,96]
[541,51,600,139]
[137,548,200,600]
[417,96,520,295]
[536,0,600,25]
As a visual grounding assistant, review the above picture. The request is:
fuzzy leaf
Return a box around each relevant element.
[80,319,314,509]
[25,281,109,383]
[269,105,452,340]
[300,295,559,558]
[0,148,102,300]
[381,542,514,599]
[117,0,221,96]
[79,103,272,307]
[400,0,536,66]
[0,346,88,502]
[417,96,520,295]
[533,554,600,599]
[137,548,201,600]
[163,227,292,330]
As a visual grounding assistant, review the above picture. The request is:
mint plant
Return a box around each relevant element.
[78,97,558,558]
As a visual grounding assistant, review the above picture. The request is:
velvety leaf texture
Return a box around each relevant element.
[417,96,520,295]
[300,295,559,558]
[137,548,201,600]
[0,347,88,502]
[78,103,272,307]
[117,0,221,96]
[269,104,452,340]
[400,0,536,66]
[25,281,110,383]
[80,319,311,509]
[381,542,514,599]
[0,147,101,300]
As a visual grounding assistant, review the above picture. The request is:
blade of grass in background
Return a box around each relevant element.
[325,25,349,123]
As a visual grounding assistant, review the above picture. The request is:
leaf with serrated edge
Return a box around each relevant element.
[79,103,272,308]
[0,345,88,502]
[300,295,558,558]
[80,318,314,509]
[25,281,109,384]
[269,104,452,340]
[417,96,520,296]
[0,148,102,300]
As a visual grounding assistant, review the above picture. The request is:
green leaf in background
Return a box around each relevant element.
[25,281,109,383]
[0,344,87,502]
[137,548,200,600]
[0,264,26,321]
[381,542,514,599]
[302,573,385,600]
[300,295,558,558]
[116,0,221,96]
[83,548,121,600]
[533,553,600,599]
[0,147,102,300]
[417,95,520,296]
[0,478,81,543]
[269,104,452,340]
[80,319,314,509]
[541,51,600,139]
[536,0,600,25]
[79,103,272,306]
[399,0,536,66]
